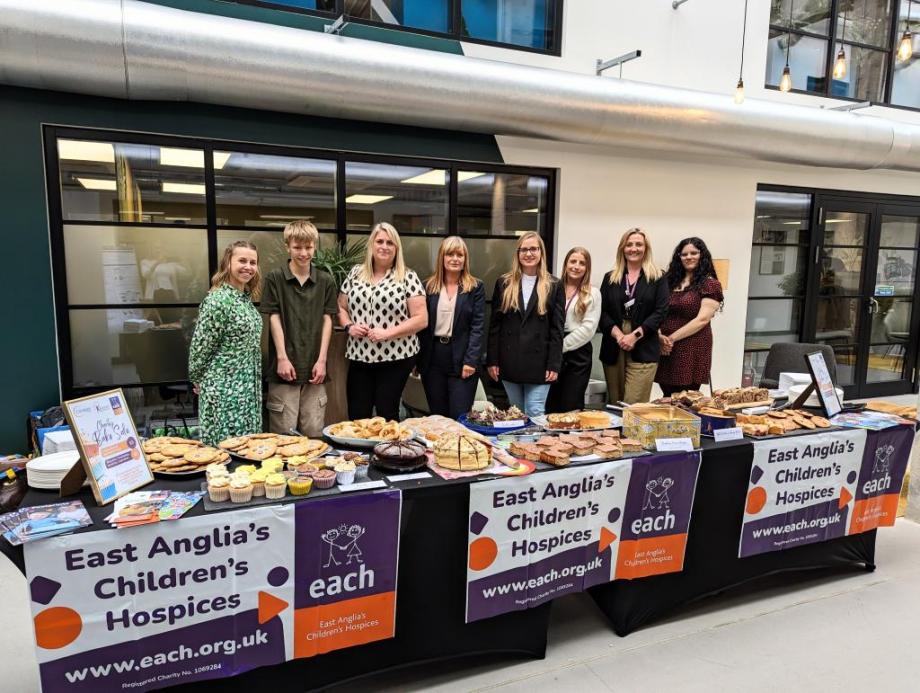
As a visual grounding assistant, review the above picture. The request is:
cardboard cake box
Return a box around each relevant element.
[623,405,701,450]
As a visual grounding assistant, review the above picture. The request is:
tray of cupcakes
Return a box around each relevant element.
[202,449,371,510]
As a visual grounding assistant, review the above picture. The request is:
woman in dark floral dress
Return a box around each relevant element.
[656,237,723,396]
[189,241,263,445]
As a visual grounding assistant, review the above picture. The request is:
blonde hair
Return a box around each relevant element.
[608,228,663,284]
[358,222,407,283]
[562,246,593,320]
[425,236,477,294]
[283,219,319,247]
[210,240,262,301]
[500,232,553,315]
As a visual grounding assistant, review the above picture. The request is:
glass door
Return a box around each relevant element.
[863,207,920,396]
[809,198,920,398]
[811,200,873,397]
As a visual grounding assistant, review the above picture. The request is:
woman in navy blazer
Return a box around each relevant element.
[417,236,486,418]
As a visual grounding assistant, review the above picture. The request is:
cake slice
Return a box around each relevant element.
[619,438,644,453]
[509,441,541,462]
[539,448,571,466]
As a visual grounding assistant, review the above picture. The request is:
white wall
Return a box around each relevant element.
[458,1,920,391]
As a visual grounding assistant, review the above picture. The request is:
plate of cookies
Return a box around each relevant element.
[323,418,416,449]
[142,436,230,476]
[218,433,330,463]
[736,409,832,438]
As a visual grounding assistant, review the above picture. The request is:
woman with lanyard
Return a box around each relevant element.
[545,247,601,413]
[487,232,564,417]
[338,222,427,421]
[598,228,669,404]
[417,236,486,418]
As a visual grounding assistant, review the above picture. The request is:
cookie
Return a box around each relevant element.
[185,447,219,465]
[792,415,815,429]
[249,433,277,440]
[161,444,193,458]
[219,436,249,450]
[161,458,191,468]
[812,416,831,428]
[246,441,278,460]
[767,410,788,419]
[147,452,167,462]
[277,443,309,458]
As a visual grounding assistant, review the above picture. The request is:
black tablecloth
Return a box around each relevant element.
[2,468,550,691]
[587,437,877,636]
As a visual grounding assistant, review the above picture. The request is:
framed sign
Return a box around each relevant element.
[62,388,153,505]
[805,351,843,418]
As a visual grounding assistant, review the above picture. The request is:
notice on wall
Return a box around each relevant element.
[739,429,867,558]
[63,388,153,504]
[24,490,401,693]
[849,424,914,534]
[465,452,700,623]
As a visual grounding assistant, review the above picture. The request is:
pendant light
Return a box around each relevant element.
[735,0,749,103]
[833,5,848,79]
[898,1,914,63]
[780,0,795,92]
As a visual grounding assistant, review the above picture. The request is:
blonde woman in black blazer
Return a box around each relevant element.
[487,232,564,417]
[598,228,669,404]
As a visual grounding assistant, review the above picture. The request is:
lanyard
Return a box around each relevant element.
[623,272,640,300]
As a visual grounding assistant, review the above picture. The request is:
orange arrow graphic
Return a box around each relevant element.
[258,591,289,624]
[598,527,617,553]
[839,487,853,510]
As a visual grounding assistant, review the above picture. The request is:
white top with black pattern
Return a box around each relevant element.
[341,265,426,363]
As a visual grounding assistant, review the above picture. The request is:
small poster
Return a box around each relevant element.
[63,388,153,505]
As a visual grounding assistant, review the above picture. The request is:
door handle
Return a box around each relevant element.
[868,297,880,315]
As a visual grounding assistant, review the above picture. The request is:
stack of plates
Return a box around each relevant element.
[26,451,82,490]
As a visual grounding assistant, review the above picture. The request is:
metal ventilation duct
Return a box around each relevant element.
[1,0,919,172]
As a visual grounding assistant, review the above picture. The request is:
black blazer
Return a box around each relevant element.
[598,269,669,364]
[487,276,564,384]
[417,280,486,377]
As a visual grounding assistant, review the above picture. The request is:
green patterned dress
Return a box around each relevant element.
[188,284,262,445]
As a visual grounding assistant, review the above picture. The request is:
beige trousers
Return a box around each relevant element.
[604,357,658,405]
[266,381,327,437]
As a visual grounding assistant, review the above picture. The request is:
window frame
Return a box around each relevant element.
[44,125,557,400]
[231,0,564,56]
[765,0,913,108]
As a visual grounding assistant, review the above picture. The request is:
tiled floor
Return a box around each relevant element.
[4,518,920,692]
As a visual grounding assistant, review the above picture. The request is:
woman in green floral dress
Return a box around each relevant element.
[189,241,263,445]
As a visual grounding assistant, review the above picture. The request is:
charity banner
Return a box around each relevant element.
[291,489,401,658]
[466,451,700,623]
[24,490,402,693]
[739,429,867,558]
[849,424,915,534]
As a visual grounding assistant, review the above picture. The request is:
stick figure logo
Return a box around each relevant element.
[320,523,367,569]
[642,477,675,511]
[872,444,895,475]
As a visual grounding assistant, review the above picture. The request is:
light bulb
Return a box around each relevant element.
[897,31,913,62]
[833,47,847,79]
[734,77,745,104]
[779,65,793,92]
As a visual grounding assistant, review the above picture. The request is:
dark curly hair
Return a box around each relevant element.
[665,237,716,292]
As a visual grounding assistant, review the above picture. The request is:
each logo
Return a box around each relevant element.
[320,524,366,569]
[642,476,675,511]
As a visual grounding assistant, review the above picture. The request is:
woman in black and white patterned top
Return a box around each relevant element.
[338,222,427,420]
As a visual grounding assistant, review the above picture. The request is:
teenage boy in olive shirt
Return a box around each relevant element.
[260,220,338,436]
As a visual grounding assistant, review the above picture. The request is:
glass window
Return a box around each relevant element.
[345,0,450,33]
[824,211,868,245]
[752,190,812,244]
[461,0,559,51]
[345,162,448,234]
[880,214,920,247]
[457,172,548,236]
[836,0,894,48]
[830,45,888,100]
[749,246,809,297]
[271,1,326,9]
[63,225,209,305]
[58,139,207,224]
[766,30,829,91]
[214,152,336,229]
[876,249,916,295]
[891,1,920,107]
[69,307,198,387]
[771,0,832,34]
[217,230,338,280]
[745,298,804,345]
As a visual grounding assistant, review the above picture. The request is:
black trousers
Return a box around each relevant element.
[659,383,702,397]
[545,340,593,413]
[346,356,417,421]
[420,340,478,419]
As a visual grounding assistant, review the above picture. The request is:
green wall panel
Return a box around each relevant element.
[0,85,501,452]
